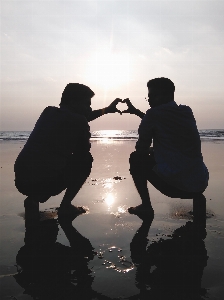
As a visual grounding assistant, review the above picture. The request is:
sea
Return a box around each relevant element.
[0,129,224,142]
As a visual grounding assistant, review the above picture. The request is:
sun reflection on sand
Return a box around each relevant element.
[103,182,113,189]
[117,206,126,214]
[105,193,115,208]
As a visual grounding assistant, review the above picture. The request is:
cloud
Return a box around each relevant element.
[1,0,224,130]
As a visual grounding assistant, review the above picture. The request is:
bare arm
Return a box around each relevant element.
[87,98,122,122]
[122,98,145,119]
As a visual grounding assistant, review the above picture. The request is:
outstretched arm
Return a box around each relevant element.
[122,98,145,119]
[87,98,122,122]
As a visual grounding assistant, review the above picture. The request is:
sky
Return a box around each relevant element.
[1,0,224,131]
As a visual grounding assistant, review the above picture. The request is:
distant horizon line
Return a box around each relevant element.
[0,129,224,132]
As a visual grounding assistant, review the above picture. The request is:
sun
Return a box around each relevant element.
[84,49,132,90]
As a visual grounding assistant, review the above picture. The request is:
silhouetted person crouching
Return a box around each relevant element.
[14,83,122,222]
[123,78,209,218]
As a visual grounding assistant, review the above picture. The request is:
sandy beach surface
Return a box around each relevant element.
[0,139,224,299]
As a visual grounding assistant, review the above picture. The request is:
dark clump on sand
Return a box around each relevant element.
[113,176,125,180]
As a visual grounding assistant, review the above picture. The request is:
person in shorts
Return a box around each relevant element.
[14,83,122,222]
[122,78,209,218]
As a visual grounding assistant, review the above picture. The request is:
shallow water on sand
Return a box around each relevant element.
[0,140,224,299]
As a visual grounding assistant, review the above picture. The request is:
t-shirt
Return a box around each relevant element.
[15,106,91,176]
[136,101,209,192]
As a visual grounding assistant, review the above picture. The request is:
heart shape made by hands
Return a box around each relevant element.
[116,102,129,113]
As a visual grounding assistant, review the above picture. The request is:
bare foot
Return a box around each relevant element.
[57,205,87,221]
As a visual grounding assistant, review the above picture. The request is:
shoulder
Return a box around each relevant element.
[143,106,161,122]
[39,106,62,119]
[59,107,88,122]
[69,111,89,125]
[177,104,195,119]
[139,108,157,130]
[178,103,193,112]
[144,102,175,116]
[43,106,58,112]
[35,106,59,123]
[40,106,89,128]
[61,109,90,133]
[144,107,158,117]
[161,101,194,116]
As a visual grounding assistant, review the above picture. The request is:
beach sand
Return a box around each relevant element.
[0,139,224,299]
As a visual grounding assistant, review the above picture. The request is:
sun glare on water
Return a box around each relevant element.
[92,130,124,144]
[84,50,132,89]
[99,130,122,137]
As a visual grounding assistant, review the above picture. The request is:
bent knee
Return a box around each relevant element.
[129,151,142,164]
[129,151,145,174]
[129,151,150,166]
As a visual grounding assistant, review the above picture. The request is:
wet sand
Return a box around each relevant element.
[0,139,224,299]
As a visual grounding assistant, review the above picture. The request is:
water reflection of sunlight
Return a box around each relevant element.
[103,178,114,189]
[91,130,125,145]
[105,193,115,207]
[103,182,113,189]
[98,138,114,145]
[99,130,121,136]
[117,206,126,214]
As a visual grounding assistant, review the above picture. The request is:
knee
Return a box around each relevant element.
[87,152,93,164]
[78,152,93,176]
[129,151,145,174]
[72,152,93,168]
[129,151,149,165]
[85,152,93,173]
[129,151,141,164]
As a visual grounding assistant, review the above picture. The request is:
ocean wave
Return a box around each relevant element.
[0,129,224,141]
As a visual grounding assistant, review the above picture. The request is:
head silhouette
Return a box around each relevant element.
[60,83,95,118]
[147,77,175,108]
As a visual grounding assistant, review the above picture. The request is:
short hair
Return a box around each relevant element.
[147,77,175,94]
[60,83,95,106]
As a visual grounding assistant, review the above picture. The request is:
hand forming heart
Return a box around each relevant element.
[106,98,137,115]
[115,101,129,114]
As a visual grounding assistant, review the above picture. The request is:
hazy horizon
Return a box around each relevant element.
[1,0,224,131]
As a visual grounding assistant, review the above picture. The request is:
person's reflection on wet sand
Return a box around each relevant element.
[14,216,112,300]
[130,195,208,300]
